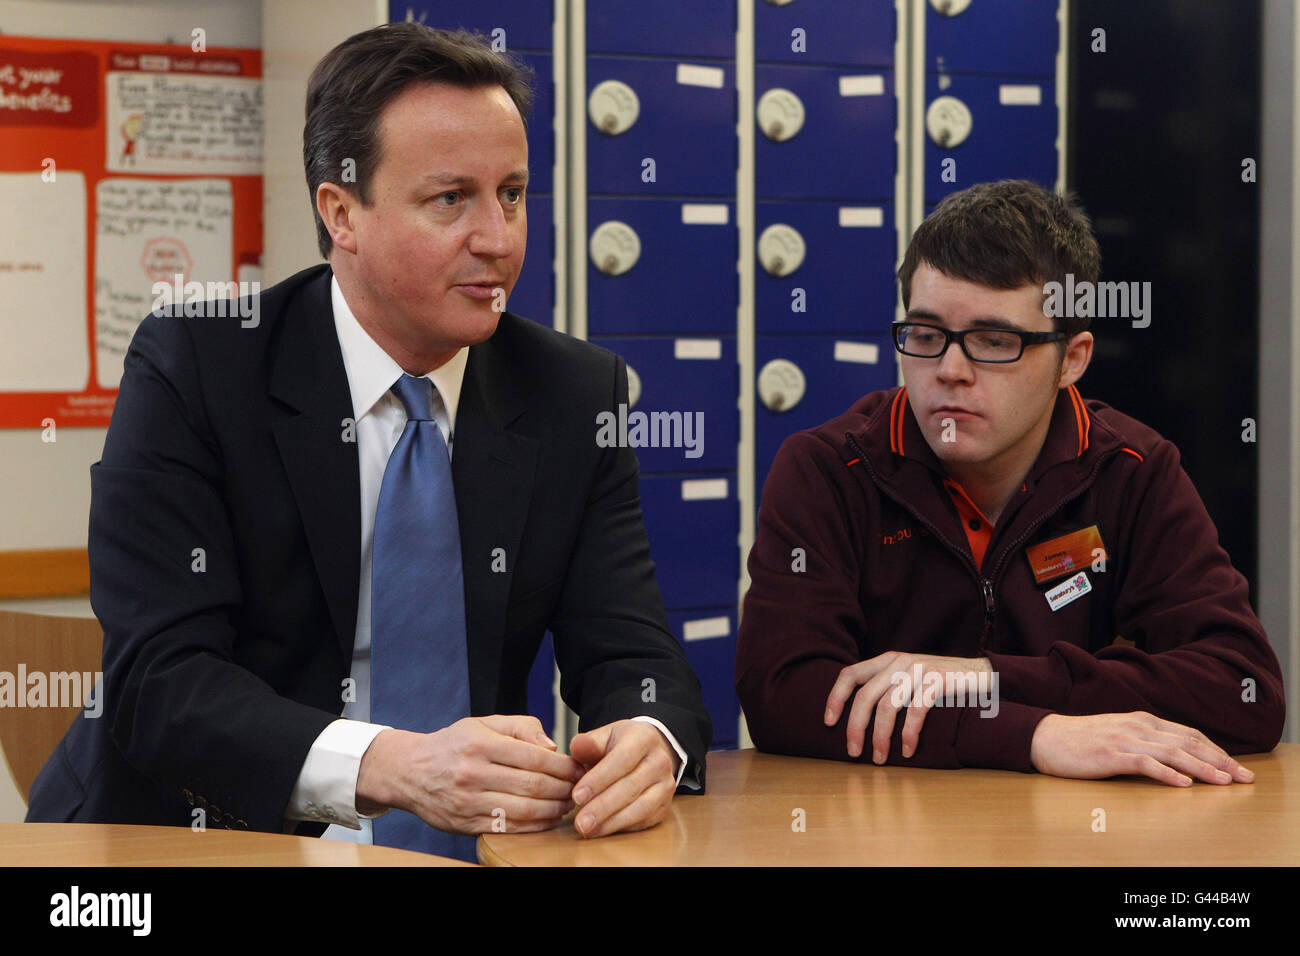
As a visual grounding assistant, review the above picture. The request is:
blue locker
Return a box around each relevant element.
[926,0,1058,78]
[754,0,895,68]
[587,57,735,197]
[508,193,553,326]
[526,631,557,737]
[755,64,895,201]
[639,473,738,610]
[666,608,739,749]
[755,334,895,485]
[586,198,736,335]
[587,336,738,473]
[587,0,735,59]
[393,1,553,52]
[923,73,1057,204]
[755,200,896,334]
[519,53,554,196]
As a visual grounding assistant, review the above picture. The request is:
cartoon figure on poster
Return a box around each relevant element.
[119,113,144,167]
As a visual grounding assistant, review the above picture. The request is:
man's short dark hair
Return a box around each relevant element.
[897,179,1102,337]
[304,23,535,260]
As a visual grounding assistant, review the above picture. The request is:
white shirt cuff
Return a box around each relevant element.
[285,719,392,829]
[630,715,690,789]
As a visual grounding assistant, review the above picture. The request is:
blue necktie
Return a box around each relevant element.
[371,374,477,862]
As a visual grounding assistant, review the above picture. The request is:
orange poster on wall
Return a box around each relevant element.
[0,35,262,428]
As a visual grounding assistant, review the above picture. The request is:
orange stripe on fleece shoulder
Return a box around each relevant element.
[1068,385,1090,455]
[891,387,907,456]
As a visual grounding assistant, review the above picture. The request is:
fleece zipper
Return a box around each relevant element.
[845,431,1115,654]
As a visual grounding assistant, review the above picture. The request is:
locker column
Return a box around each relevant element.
[580,0,743,749]
[750,0,901,495]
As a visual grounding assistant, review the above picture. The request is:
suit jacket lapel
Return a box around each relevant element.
[453,317,539,714]
[267,268,361,665]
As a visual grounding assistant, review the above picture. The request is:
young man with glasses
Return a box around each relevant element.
[736,180,1284,785]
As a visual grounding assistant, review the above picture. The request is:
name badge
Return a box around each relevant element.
[1026,525,1106,585]
[1045,572,1092,612]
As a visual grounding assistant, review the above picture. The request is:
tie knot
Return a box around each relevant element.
[391,374,435,422]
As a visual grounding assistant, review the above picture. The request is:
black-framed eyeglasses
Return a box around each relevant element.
[891,321,1068,364]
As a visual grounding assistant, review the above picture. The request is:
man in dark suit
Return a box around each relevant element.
[27,23,710,859]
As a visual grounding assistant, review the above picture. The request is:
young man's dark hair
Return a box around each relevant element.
[303,23,535,259]
[897,179,1101,339]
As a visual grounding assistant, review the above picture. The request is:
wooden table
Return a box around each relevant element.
[479,744,1300,866]
[0,824,471,866]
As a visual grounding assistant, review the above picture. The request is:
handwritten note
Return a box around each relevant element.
[94,178,232,388]
[105,71,261,174]
[0,172,88,392]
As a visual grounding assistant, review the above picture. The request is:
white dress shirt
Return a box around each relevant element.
[284,276,687,842]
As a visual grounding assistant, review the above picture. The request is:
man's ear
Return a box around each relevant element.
[1057,331,1094,389]
[316,182,358,255]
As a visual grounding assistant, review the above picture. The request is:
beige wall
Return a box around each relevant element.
[262,0,386,282]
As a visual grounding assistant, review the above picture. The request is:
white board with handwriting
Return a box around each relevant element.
[94,177,232,388]
[105,70,262,175]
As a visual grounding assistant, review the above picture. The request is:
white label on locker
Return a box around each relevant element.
[682,616,730,642]
[674,339,723,360]
[681,478,728,501]
[839,75,885,97]
[677,63,725,89]
[681,204,729,225]
[999,84,1043,106]
[839,207,884,228]
[834,341,880,364]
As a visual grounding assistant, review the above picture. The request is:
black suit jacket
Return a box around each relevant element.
[27,264,711,835]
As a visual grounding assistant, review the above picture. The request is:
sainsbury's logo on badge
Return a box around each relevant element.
[1045,572,1091,612]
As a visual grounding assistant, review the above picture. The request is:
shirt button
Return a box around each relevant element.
[969,519,981,530]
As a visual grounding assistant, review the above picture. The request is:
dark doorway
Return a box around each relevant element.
[1069,0,1261,594]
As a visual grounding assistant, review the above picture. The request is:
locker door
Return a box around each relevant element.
[755,64,895,201]
[923,73,1057,204]
[755,334,896,485]
[755,200,897,334]
[588,335,738,473]
[587,199,736,335]
[639,474,738,611]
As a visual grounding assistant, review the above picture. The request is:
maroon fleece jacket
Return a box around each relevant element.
[736,385,1285,772]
